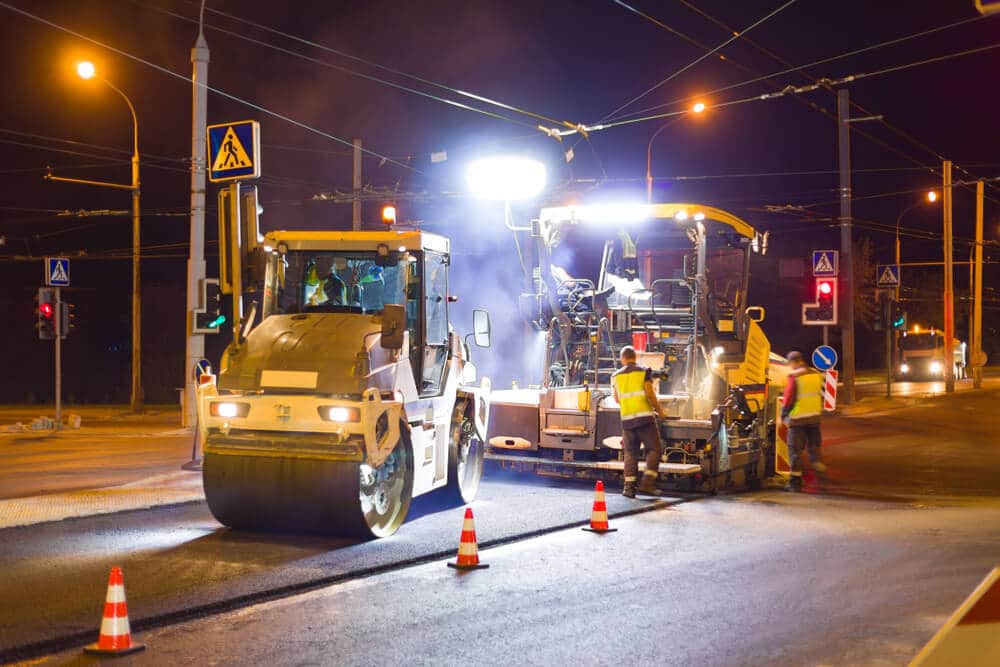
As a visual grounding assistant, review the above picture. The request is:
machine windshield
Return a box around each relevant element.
[265,250,410,316]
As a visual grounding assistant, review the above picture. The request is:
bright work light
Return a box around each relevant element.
[466,157,547,201]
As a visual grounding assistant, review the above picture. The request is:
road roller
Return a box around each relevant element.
[197,215,492,538]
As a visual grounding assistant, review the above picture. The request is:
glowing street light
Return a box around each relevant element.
[49,61,143,411]
[691,102,706,114]
[466,157,547,201]
[927,190,938,203]
[76,61,96,80]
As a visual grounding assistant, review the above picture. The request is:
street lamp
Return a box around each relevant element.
[895,190,939,277]
[646,102,706,203]
[49,61,143,411]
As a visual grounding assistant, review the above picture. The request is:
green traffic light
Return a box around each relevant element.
[208,315,227,329]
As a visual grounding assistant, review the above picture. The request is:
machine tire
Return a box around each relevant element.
[443,404,484,505]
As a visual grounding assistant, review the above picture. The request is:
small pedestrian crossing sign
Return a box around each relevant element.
[207,120,260,183]
[877,264,900,287]
[46,257,70,287]
[812,250,838,276]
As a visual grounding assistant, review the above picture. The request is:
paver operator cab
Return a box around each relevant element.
[197,223,492,538]
[487,203,779,492]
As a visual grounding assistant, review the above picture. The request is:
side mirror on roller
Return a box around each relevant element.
[381,304,405,350]
[473,309,491,348]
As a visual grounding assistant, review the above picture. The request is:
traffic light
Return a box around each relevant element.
[890,300,906,330]
[802,278,837,325]
[37,287,56,340]
[58,301,75,338]
[192,278,225,334]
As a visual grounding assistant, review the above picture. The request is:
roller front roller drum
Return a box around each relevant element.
[203,435,414,539]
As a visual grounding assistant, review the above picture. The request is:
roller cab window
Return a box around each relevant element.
[264,251,409,316]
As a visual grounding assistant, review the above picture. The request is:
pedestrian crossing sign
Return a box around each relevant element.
[812,249,838,276]
[876,264,900,287]
[207,120,260,183]
[46,257,70,286]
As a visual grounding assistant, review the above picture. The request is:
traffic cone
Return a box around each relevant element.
[447,507,489,570]
[582,480,617,533]
[84,567,145,656]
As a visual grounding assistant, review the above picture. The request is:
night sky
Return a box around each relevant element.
[1,0,997,403]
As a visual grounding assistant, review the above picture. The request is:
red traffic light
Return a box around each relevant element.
[817,280,833,296]
[39,303,54,318]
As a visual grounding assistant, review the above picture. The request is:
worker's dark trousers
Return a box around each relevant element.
[622,421,662,482]
[787,423,823,475]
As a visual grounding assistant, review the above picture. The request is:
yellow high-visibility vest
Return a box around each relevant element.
[788,371,823,421]
[614,367,654,423]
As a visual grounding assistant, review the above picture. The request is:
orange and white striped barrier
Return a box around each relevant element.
[84,566,145,656]
[582,481,617,533]
[447,507,489,570]
[823,369,838,411]
[910,567,1000,666]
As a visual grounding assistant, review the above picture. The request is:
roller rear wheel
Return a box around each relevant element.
[444,412,484,504]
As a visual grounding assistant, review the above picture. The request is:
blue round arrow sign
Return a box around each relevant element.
[193,358,212,382]
[812,345,838,371]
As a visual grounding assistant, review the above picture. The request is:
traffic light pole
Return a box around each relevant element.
[55,286,62,429]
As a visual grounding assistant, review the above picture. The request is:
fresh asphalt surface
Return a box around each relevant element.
[2,382,1000,664]
[0,465,673,659]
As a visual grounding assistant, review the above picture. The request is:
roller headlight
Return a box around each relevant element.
[210,401,249,418]
[930,361,943,374]
[899,363,910,374]
[319,406,361,422]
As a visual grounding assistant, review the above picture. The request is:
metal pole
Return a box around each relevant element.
[129,111,142,412]
[823,325,828,347]
[943,160,955,393]
[228,182,243,347]
[974,180,984,389]
[55,286,62,429]
[885,300,892,399]
[837,89,855,404]
[352,138,362,231]
[184,21,210,428]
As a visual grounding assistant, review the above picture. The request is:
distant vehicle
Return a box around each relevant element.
[896,327,966,380]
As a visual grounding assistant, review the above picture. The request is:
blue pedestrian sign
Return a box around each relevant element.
[812,250,838,277]
[207,120,260,183]
[46,257,70,287]
[812,345,838,371]
[876,264,900,287]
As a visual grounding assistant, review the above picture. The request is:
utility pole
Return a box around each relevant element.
[183,12,210,428]
[352,138,362,231]
[943,160,955,393]
[973,179,984,389]
[837,89,855,404]
[55,286,62,428]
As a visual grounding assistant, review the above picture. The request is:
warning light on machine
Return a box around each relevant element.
[381,205,397,226]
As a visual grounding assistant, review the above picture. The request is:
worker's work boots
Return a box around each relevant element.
[784,475,803,493]
[622,482,637,499]
[636,473,660,497]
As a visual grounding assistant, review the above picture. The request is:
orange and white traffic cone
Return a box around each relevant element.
[582,480,617,533]
[83,567,145,656]
[447,507,489,570]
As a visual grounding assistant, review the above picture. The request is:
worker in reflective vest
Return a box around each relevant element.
[781,350,827,492]
[612,346,667,498]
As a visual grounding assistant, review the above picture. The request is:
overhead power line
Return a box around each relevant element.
[138,0,578,134]
[0,2,423,176]
[604,0,799,121]
[609,12,993,122]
